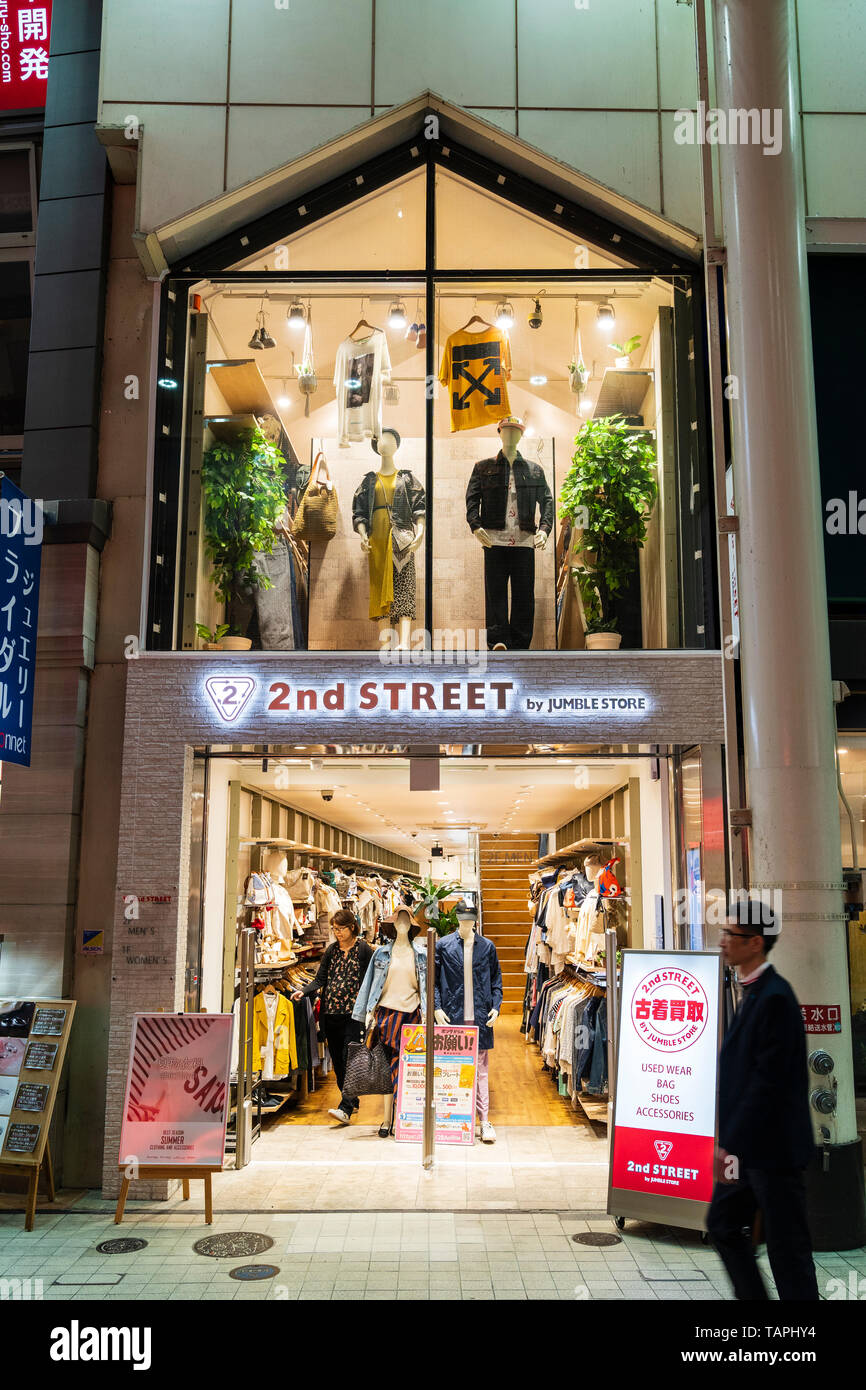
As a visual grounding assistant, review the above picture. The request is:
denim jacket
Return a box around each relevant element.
[465,451,554,536]
[352,939,428,1023]
[433,931,503,1050]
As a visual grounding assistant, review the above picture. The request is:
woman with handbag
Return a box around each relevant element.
[350,907,427,1137]
[292,908,373,1125]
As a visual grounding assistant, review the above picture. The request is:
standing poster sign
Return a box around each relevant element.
[0,997,75,1229]
[395,1023,478,1145]
[0,476,42,767]
[119,1013,233,1167]
[608,950,722,1230]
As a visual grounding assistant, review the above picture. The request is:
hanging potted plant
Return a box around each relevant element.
[558,414,658,650]
[568,359,589,394]
[200,425,288,647]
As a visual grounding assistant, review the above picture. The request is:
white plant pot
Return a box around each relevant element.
[585,632,622,651]
[615,356,631,369]
[220,636,253,651]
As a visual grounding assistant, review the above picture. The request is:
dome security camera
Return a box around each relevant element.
[320,788,335,803]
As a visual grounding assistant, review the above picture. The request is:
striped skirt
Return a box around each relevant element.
[375,1005,422,1099]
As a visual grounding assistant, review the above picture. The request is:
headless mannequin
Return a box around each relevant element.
[356,430,425,651]
[262,850,299,952]
[366,908,418,1130]
[434,916,500,1028]
[473,423,549,553]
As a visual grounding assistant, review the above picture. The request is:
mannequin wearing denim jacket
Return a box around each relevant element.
[433,912,503,1143]
[352,908,427,1134]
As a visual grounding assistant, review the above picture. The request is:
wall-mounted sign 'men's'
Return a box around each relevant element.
[202,674,653,724]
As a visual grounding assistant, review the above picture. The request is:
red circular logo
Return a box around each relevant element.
[630,968,709,1053]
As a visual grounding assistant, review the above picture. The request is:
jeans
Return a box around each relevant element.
[321,1013,362,1114]
[254,534,296,650]
[484,545,535,649]
[706,1167,819,1301]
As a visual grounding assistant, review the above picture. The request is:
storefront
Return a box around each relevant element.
[102,649,725,1199]
[146,128,714,659]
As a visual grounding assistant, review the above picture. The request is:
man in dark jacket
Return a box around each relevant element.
[707,899,819,1300]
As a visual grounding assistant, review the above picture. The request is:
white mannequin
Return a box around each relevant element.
[366,907,419,1132]
[434,916,499,1028]
[356,430,425,650]
[473,422,549,553]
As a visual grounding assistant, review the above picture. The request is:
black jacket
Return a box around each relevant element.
[299,938,374,1010]
[718,964,815,1170]
[465,451,554,536]
[352,469,426,536]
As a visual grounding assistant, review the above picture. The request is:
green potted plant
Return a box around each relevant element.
[415,876,463,937]
[200,426,288,648]
[558,413,658,650]
[568,359,589,394]
[195,622,231,651]
[609,334,642,369]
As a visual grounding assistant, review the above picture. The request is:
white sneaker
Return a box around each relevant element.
[328,1107,351,1125]
[479,1121,496,1143]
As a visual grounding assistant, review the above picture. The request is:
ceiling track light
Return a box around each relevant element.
[596,302,616,334]
[495,300,514,331]
[388,299,407,330]
[286,299,306,328]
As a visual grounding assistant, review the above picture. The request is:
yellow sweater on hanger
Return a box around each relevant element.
[252,992,298,1075]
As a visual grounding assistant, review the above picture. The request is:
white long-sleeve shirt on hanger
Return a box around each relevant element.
[334,331,392,447]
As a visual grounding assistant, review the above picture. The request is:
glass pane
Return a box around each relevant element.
[230,169,426,273]
[184,277,426,652]
[0,150,33,235]
[432,275,697,651]
[435,167,624,271]
[0,259,31,435]
[838,738,866,870]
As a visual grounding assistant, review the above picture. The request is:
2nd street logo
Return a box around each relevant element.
[630,968,708,1052]
[204,676,256,723]
[654,1140,673,1161]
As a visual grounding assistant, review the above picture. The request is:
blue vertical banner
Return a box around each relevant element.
[0,475,42,766]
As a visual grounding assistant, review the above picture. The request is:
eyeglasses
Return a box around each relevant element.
[718,928,757,940]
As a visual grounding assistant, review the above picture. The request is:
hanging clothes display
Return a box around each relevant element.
[252,988,298,1078]
[438,325,512,432]
[334,330,392,446]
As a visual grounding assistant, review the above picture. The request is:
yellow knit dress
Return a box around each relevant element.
[368,471,396,620]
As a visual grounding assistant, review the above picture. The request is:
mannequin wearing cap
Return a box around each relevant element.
[352,428,426,651]
[465,417,554,651]
[433,907,504,1143]
[351,905,427,1136]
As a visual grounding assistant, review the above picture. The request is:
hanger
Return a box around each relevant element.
[348,297,381,341]
[457,312,492,332]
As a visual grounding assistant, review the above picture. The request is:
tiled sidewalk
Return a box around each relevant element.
[1,1209,864,1301]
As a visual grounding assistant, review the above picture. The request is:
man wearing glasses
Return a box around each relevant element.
[706,899,819,1300]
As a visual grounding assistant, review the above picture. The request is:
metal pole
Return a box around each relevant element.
[711,0,864,1247]
[422,926,436,1169]
[604,927,619,1097]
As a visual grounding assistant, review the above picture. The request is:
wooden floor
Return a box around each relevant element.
[272,1015,579,1128]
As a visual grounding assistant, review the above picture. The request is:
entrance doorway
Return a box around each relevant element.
[184,743,693,1211]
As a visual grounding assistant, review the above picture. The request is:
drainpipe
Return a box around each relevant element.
[710,0,865,1248]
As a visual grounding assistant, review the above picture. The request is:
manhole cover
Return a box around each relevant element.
[96,1237,148,1254]
[193,1231,274,1259]
[572,1231,622,1247]
[229,1263,280,1281]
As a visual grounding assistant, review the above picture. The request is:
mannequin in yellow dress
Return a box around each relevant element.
[353,430,426,648]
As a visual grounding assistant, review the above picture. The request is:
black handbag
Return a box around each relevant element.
[342,1026,392,1098]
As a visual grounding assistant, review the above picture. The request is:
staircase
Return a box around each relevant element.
[479,834,537,1016]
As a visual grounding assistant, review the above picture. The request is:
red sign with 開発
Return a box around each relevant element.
[0,3,52,112]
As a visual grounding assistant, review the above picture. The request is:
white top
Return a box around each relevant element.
[261,992,279,1080]
[738,960,771,985]
[463,933,474,1022]
[486,462,534,548]
[378,945,420,1013]
[334,332,392,447]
